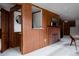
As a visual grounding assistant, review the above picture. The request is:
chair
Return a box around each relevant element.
[70,35,77,51]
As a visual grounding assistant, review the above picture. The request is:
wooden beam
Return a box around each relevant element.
[10,4,21,12]
[32,10,41,14]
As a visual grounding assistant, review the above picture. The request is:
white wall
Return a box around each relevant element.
[70,19,79,35]
[14,11,21,32]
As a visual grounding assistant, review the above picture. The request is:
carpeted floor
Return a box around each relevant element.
[49,36,79,56]
[1,36,79,56]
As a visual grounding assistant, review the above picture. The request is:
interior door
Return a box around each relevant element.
[64,22,70,35]
[1,8,9,52]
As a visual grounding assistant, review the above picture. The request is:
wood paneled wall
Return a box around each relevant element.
[0,29,2,38]
[9,11,14,47]
[59,20,64,38]
[1,8,10,52]
[21,4,61,54]
[14,32,21,47]
[9,5,21,48]
[48,27,60,44]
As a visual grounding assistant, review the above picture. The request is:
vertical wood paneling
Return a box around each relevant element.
[22,4,33,54]
[21,4,61,54]
[9,4,22,48]
[9,11,15,47]
[1,9,9,52]
[9,4,61,54]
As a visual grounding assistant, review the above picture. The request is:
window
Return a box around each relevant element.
[32,6,42,29]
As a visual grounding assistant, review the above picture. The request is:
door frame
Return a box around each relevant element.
[9,4,22,53]
[63,21,70,35]
[1,8,9,52]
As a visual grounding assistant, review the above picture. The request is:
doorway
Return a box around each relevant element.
[0,8,9,52]
[0,11,1,51]
[63,21,70,35]
[9,4,22,53]
[14,9,21,48]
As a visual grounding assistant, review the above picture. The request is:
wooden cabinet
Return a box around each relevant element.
[48,27,60,45]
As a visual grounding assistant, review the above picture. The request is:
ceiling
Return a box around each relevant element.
[34,3,79,20]
[0,3,79,20]
[32,6,41,13]
[0,3,15,11]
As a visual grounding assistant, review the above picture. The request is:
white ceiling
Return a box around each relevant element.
[32,6,41,13]
[0,3,15,11]
[0,3,79,20]
[33,3,79,20]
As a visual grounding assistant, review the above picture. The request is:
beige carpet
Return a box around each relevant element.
[49,36,79,56]
[0,36,79,56]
